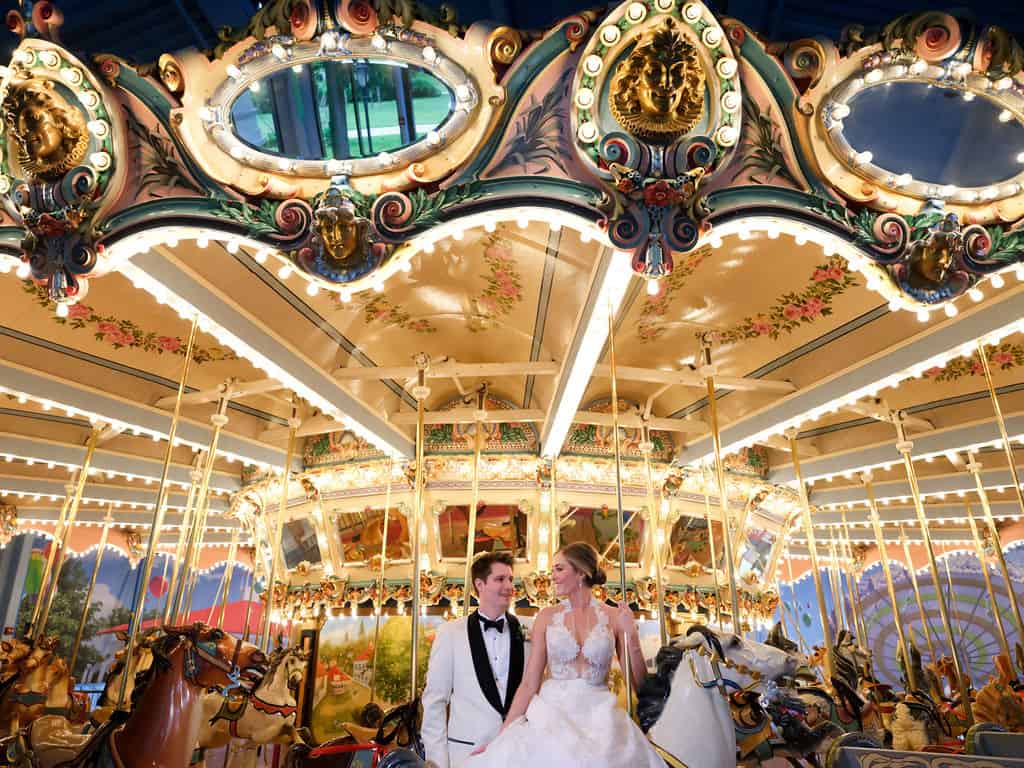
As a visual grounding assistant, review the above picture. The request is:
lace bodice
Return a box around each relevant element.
[546,599,614,686]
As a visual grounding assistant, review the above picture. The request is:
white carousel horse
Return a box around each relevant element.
[193,645,308,766]
[641,625,816,768]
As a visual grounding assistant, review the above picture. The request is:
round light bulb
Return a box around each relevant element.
[646,279,660,296]
[15,262,30,279]
[992,274,1006,289]
[55,302,69,318]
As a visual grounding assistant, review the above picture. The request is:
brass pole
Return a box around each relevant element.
[409,359,430,697]
[943,554,974,684]
[370,457,394,703]
[702,341,742,634]
[827,540,848,640]
[899,525,938,663]
[977,341,1024,524]
[839,511,868,648]
[641,422,669,648]
[784,555,811,656]
[787,429,834,681]
[895,421,973,725]
[260,413,298,652]
[964,501,1013,663]
[163,459,202,625]
[966,456,1024,651]
[213,528,240,627]
[69,506,114,675]
[463,386,486,617]
[549,459,558,567]
[863,475,915,690]
[241,562,256,643]
[27,490,73,635]
[702,463,724,630]
[608,300,634,712]
[117,316,198,710]
[36,427,101,640]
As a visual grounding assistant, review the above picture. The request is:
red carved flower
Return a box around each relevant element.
[642,180,683,208]
[33,214,67,238]
[156,336,181,352]
[801,297,826,318]
[616,177,638,194]
[992,351,1014,366]
[750,318,774,336]
[67,303,91,319]
[97,321,119,334]
[783,303,803,320]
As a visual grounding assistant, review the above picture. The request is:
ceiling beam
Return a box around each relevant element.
[771,412,1024,485]
[156,378,286,408]
[0,432,239,493]
[14,504,240,530]
[676,286,1024,466]
[540,249,634,458]
[0,473,229,512]
[593,364,796,394]
[808,465,1021,508]
[333,360,560,381]
[809,501,1021,528]
[0,359,292,470]
[122,251,414,458]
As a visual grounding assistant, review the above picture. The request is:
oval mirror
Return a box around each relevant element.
[842,81,1024,188]
[230,59,454,161]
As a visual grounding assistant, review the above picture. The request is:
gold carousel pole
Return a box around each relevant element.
[462,385,487,617]
[783,554,811,655]
[27,489,73,636]
[35,426,101,640]
[69,506,114,675]
[977,341,1024,532]
[894,416,973,725]
[839,510,868,648]
[965,455,1024,655]
[702,462,724,630]
[369,457,394,703]
[787,428,835,681]
[214,528,240,627]
[827,540,847,639]
[943,553,974,683]
[162,458,202,625]
[117,317,198,710]
[701,337,742,634]
[607,299,633,712]
[899,524,938,663]
[863,474,916,690]
[409,355,430,698]
[641,421,669,648]
[260,410,298,652]
[963,501,1013,664]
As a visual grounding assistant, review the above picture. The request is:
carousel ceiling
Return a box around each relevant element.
[0,0,1022,599]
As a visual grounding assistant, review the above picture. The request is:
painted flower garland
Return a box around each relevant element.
[355,294,437,334]
[469,234,524,332]
[925,343,1024,382]
[23,282,237,363]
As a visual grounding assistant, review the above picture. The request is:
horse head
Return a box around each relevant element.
[282,648,308,692]
[679,625,801,686]
[162,623,238,690]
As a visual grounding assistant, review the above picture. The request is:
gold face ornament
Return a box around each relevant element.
[609,19,706,144]
[1,76,89,182]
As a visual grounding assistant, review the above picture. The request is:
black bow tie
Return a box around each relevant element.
[480,616,505,633]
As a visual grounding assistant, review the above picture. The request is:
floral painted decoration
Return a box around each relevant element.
[23,281,237,363]
[354,293,436,333]
[924,342,1024,382]
[717,256,858,343]
[636,246,711,342]
[469,234,524,332]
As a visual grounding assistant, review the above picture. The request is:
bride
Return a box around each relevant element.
[467,542,663,767]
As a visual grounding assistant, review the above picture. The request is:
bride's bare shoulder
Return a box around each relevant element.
[534,605,562,626]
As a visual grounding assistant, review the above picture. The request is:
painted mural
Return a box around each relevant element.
[336,507,411,564]
[436,504,528,560]
[560,506,645,565]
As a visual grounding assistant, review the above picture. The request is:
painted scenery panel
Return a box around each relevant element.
[437,504,527,560]
[667,514,724,570]
[560,506,644,564]
[335,507,410,563]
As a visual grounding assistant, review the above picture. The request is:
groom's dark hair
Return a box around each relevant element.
[471,551,514,594]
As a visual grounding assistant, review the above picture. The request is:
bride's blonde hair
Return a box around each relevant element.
[558,542,608,587]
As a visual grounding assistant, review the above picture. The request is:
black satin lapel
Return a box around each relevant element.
[504,613,524,717]
[467,612,504,716]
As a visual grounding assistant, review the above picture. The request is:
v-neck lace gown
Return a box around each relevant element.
[465,599,663,768]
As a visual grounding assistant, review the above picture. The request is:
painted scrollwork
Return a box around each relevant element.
[0,504,17,546]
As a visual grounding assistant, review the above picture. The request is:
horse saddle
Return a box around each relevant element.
[26,713,122,768]
[341,722,379,743]
[211,693,249,724]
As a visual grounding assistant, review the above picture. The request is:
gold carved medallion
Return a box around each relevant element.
[2,76,89,181]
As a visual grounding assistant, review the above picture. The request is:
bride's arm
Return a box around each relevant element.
[501,608,551,726]
[612,603,648,690]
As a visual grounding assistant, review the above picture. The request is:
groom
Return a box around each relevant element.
[421,551,526,768]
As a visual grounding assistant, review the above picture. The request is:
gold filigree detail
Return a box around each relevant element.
[1,76,89,181]
[487,26,523,69]
[158,54,184,95]
[609,19,705,144]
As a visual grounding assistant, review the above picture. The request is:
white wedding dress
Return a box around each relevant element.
[466,598,664,768]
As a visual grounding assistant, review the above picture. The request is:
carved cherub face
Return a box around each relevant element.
[610,19,706,143]
[2,77,89,181]
[315,199,367,264]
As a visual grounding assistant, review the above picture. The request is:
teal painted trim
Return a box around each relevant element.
[99,197,246,237]
[111,67,224,193]
[471,176,604,208]
[449,23,577,186]
[735,33,831,198]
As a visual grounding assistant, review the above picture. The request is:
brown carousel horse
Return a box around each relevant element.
[7,624,248,768]
[0,638,69,735]
[974,653,1024,731]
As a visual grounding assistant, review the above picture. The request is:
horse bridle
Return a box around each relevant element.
[187,634,243,688]
[688,644,762,700]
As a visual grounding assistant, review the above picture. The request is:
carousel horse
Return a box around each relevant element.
[974,653,1024,731]
[193,646,307,767]
[0,638,62,735]
[8,624,244,768]
[639,625,832,768]
[287,699,423,768]
[90,630,161,726]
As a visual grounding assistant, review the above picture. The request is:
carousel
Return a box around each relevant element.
[0,0,1023,765]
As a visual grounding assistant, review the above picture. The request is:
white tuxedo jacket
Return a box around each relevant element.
[421,612,526,768]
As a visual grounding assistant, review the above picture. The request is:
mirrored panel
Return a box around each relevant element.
[560,506,644,565]
[282,518,323,569]
[666,514,723,570]
[736,525,776,580]
[335,507,410,564]
[437,504,528,560]
[230,59,454,161]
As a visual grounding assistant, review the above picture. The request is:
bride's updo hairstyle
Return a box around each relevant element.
[558,542,608,587]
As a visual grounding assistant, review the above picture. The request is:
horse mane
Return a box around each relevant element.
[636,644,684,733]
[765,622,798,654]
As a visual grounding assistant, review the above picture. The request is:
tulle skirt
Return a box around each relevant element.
[465,678,664,768]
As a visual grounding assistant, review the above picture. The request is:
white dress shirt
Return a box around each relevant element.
[477,609,511,699]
